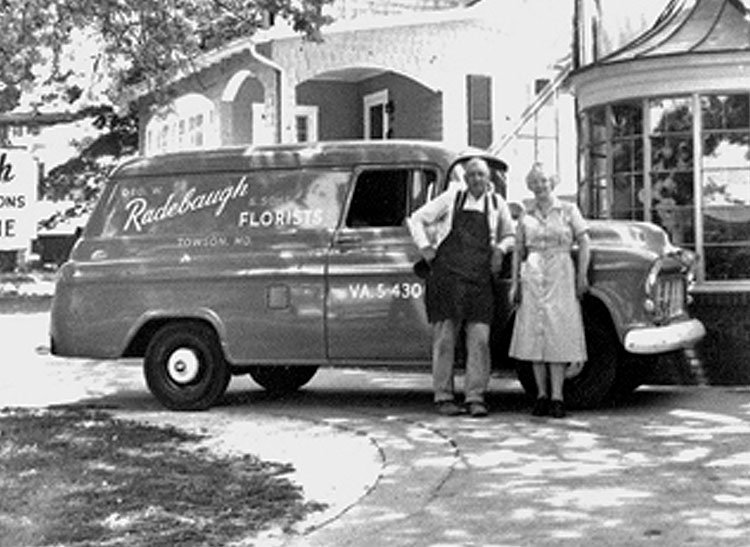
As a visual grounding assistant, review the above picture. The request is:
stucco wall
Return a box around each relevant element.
[138,50,280,153]
[270,17,503,147]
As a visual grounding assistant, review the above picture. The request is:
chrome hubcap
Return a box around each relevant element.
[167,348,200,384]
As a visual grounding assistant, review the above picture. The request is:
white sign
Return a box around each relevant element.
[0,149,38,250]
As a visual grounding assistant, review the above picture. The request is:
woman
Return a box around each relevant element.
[509,163,590,418]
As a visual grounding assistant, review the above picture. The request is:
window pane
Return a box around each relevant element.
[588,106,607,143]
[612,138,643,173]
[702,94,750,130]
[594,177,609,217]
[651,137,692,172]
[409,170,438,212]
[703,169,750,206]
[346,170,408,228]
[703,174,750,279]
[649,97,692,134]
[611,101,642,137]
[612,174,644,220]
[703,132,750,169]
[100,169,350,237]
[652,171,694,246]
[704,246,750,280]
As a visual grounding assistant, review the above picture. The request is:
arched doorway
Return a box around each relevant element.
[295,67,442,142]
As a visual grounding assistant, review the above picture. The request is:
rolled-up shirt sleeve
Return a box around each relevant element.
[407,189,456,250]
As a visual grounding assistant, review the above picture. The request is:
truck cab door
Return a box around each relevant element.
[326,167,435,363]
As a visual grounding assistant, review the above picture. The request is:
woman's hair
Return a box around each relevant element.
[525,162,558,188]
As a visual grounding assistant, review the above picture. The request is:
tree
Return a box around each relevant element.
[0,0,332,239]
[0,0,332,115]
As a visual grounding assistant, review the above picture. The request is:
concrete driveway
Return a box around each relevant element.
[4,312,750,546]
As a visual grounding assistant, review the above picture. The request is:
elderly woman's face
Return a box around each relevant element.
[465,159,490,198]
[527,171,554,198]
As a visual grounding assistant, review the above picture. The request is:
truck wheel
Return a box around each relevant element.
[144,322,230,411]
[248,366,318,393]
[515,304,618,409]
[565,307,619,408]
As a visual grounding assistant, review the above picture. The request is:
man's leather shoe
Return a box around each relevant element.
[436,401,464,416]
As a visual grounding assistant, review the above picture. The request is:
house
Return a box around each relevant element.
[136,0,576,200]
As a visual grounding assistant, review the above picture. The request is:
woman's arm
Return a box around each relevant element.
[576,231,591,299]
[509,215,524,306]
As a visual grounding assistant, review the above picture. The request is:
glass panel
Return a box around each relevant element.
[594,177,610,217]
[651,136,692,172]
[100,169,351,237]
[703,132,750,169]
[703,167,750,279]
[704,207,750,242]
[702,94,750,130]
[703,169,750,206]
[651,171,694,246]
[704,246,750,280]
[589,106,607,144]
[612,138,643,173]
[346,169,408,227]
[611,101,642,137]
[578,111,590,146]
[649,97,692,134]
[611,174,644,220]
[591,140,608,180]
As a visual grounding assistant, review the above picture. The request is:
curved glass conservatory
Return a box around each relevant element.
[571,0,750,286]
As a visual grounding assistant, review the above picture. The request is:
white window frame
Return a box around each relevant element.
[294,105,319,143]
[363,89,389,140]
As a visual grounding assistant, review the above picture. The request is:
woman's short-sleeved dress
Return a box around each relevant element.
[509,198,588,363]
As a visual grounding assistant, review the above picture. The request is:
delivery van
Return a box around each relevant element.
[50,140,705,410]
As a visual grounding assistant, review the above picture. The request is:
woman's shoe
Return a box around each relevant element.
[531,397,550,417]
[550,399,566,419]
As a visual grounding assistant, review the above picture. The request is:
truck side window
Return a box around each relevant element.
[346,169,409,227]
[410,169,437,213]
[346,168,437,228]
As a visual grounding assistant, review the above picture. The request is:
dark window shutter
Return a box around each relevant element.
[467,75,493,148]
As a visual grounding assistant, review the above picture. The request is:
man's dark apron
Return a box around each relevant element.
[425,193,494,324]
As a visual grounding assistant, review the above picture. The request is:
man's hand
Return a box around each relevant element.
[421,246,436,262]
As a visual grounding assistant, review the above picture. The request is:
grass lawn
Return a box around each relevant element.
[0,406,326,547]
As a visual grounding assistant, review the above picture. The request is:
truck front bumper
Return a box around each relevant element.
[624,319,706,355]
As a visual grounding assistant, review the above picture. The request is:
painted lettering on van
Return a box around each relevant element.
[238,208,324,228]
[178,235,229,248]
[123,176,249,232]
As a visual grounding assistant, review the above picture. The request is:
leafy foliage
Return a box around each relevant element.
[0,0,331,220]
[0,0,333,114]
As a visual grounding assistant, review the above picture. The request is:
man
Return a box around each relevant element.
[407,157,514,417]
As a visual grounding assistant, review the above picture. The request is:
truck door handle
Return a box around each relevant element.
[334,234,362,246]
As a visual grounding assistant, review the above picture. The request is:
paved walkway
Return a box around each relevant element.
[5,312,750,546]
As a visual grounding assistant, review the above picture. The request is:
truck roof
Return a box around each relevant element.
[113,140,500,178]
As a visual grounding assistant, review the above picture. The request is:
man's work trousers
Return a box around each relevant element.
[432,319,490,404]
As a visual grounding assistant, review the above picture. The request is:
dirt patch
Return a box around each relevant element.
[0,406,326,547]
